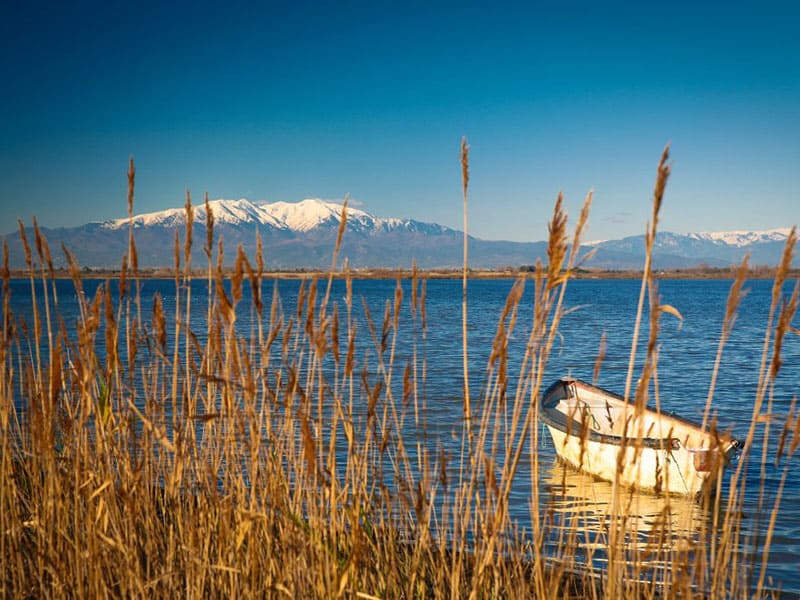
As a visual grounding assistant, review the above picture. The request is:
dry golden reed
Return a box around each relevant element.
[546,192,568,287]
[1,146,796,600]
[623,144,671,405]
[461,136,473,448]
[204,192,215,261]
[184,190,194,271]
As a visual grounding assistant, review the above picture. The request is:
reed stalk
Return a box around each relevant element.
[0,148,795,599]
[461,137,473,453]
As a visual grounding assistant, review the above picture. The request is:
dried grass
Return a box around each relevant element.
[0,148,796,599]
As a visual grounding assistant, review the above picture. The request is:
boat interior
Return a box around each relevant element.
[542,378,726,451]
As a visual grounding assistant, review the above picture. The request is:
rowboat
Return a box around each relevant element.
[539,377,741,496]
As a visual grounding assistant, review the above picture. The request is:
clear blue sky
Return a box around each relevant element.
[1,0,798,242]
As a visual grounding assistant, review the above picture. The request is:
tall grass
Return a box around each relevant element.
[0,150,798,598]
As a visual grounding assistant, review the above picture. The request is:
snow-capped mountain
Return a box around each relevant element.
[584,229,796,270]
[100,198,450,236]
[3,198,796,270]
[688,228,793,247]
[100,198,348,231]
[4,198,475,269]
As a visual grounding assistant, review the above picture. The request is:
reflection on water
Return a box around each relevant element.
[542,460,708,580]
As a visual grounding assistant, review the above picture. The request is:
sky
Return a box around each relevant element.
[1,0,798,243]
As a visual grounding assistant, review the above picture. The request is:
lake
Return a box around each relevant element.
[7,276,800,593]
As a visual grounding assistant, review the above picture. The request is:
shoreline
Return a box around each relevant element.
[8,267,799,281]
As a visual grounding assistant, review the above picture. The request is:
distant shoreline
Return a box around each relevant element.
[8,267,799,281]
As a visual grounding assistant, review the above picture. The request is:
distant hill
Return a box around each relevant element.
[2,198,796,270]
[582,229,796,270]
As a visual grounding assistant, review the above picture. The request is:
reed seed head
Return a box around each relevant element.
[204,192,215,262]
[461,137,470,198]
[546,193,568,287]
[127,156,135,218]
[184,190,194,270]
[18,221,32,271]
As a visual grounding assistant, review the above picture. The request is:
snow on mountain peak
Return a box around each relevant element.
[201,198,282,227]
[688,228,792,247]
[263,198,353,232]
[100,197,377,233]
[101,198,280,229]
[98,199,792,249]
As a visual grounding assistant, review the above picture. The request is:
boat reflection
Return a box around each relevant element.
[542,460,710,575]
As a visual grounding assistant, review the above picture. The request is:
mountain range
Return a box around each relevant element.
[3,198,796,271]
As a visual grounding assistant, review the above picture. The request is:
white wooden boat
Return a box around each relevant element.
[540,377,741,496]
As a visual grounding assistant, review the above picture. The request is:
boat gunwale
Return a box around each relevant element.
[539,377,738,451]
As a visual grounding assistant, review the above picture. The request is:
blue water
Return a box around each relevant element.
[6,276,800,593]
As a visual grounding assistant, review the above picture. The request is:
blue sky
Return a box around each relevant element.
[1,0,798,242]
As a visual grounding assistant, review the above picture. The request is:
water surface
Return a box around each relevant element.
[7,276,799,592]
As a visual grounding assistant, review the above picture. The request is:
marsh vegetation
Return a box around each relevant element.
[1,149,798,598]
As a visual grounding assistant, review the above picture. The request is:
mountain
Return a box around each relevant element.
[584,229,795,270]
[100,198,451,236]
[3,198,545,270]
[2,198,796,271]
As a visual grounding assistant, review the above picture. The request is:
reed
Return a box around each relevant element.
[461,137,472,452]
[0,148,796,599]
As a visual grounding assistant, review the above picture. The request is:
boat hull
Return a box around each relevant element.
[540,378,738,496]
